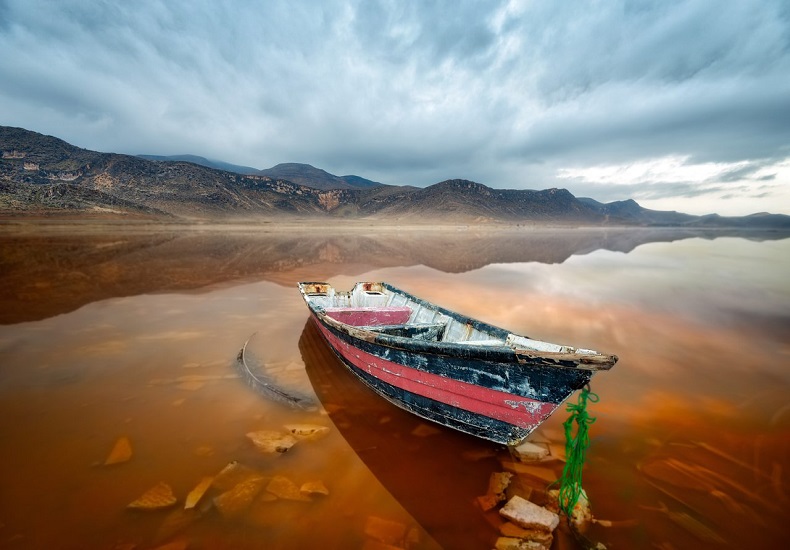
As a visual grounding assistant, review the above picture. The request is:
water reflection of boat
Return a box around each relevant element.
[299,318,503,550]
[298,281,617,446]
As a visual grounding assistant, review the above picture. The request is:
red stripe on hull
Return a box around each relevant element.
[324,307,412,326]
[315,319,557,430]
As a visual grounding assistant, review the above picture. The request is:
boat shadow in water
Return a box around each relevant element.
[300,318,509,550]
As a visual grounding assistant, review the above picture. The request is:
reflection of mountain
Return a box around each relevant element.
[1,227,788,323]
[299,318,501,550]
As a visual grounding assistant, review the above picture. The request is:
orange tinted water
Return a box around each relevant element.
[0,226,788,549]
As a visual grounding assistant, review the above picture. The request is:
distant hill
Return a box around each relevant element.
[138,154,260,175]
[337,174,383,189]
[2,125,789,228]
[578,197,698,225]
[257,163,384,191]
[138,157,385,191]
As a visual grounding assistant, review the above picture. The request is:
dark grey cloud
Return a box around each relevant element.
[0,0,788,214]
[718,161,777,183]
[351,1,499,69]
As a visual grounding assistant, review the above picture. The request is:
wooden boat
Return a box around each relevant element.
[298,281,617,446]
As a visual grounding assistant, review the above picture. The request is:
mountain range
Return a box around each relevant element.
[137,155,383,191]
[2,125,789,227]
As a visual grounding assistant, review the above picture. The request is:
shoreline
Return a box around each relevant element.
[0,212,641,232]
[2,214,789,235]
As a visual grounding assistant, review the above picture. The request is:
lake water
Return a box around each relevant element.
[0,224,788,549]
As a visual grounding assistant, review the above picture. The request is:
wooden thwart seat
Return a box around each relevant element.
[456,339,507,346]
[365,322,447,341]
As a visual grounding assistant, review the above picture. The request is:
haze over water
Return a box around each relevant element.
[0,225,788,549]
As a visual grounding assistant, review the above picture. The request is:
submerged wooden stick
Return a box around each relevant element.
[236,333,316,410]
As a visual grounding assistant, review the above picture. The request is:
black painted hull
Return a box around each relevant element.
[300,281,614,446]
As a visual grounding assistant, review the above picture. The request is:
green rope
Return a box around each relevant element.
[556,384,598,517]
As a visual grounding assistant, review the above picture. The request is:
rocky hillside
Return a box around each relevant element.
[138,154,260,175]
[2,126,789,227]
[0,126,334,218]
[138,157,385,191]
[256,163,383,191]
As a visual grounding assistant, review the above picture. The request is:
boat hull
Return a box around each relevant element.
[310,313,592,445]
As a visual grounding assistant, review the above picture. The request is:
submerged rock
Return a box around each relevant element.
[266,476,310,501]
[499,521,554,546]
[499,495,559,532]
[128,482,177,510]
[494,536,550,550]
[511,441,549,463]
[547,488,592,533]
[184,476,214,510]
[212,461,261,492]
[155,508,199,544]
[284,424,330,440]
[364,516,408,546]
[213,476,268,518]
[104,436,133,466]
[246,430,298,453]
[300,480,330,497]
[489,472,514,496]
[477,471,513,511]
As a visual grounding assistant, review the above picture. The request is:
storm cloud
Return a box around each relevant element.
[1,0,789,214]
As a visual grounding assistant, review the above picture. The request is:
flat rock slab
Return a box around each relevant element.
[300,480,330,497]
[212,461,261,492]
[499,521,554,546]
[488,471,513,498]
[246,430,298,453]
[364,516,408,546]
[494,536,550,550]
[284,424,330,440]
[184,476,214,510]
[104,436,133,465]
[499,495,559,532]
[213,476,267,518]
[266,475,310,501]
[477,471,513,511]
[511,441,549,462]
[128,482,177,510]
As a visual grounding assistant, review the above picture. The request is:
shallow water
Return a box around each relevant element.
[0,225,788,549]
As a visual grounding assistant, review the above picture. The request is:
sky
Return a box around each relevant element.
[1,0,789,216]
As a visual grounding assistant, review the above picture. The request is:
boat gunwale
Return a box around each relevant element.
[298,281,617,371]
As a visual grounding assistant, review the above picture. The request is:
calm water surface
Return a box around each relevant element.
[0,225,788,549]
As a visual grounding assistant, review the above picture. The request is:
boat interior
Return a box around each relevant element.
[300,281,597,355]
